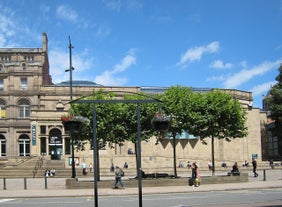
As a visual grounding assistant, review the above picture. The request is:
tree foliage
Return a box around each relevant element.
[265,65,282,139]
[188,90,248,140]
[70,90,159,148]
[161,86,248,174]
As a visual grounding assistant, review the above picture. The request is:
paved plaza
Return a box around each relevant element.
[0,169,281,198]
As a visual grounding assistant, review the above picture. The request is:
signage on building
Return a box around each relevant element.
[31,124,36,146]
[49,136,62,145]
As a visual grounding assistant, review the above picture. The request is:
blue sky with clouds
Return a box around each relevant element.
[0,0,281,108]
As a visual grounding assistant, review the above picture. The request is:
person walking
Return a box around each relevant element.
[252,158,258,177]
[113,166,125,189]
[190,162,200,187]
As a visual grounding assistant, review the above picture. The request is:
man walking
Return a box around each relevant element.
[113,166,125,189]
[252,158,258,177]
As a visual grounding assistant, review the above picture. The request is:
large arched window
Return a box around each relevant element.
[0,135,6,157]
[0,99,6,118]
[19,134,30,156]
[18,99,30,118]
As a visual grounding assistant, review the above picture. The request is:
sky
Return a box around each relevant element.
[0,0,281,108]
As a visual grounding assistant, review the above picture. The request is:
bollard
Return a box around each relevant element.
[45,177,48,189]
[263,169,266,181]
[3,178,6,190]
[24,177,27,190]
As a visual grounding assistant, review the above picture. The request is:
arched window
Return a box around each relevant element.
[21,63,27,70]
[0,99,6,118]
[18,99,30,118]
[19,134,30,156]
[0,135,6,157]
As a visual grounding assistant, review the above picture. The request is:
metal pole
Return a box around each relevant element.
[68,36,76,179]
[93,105,98,207]
[263,169,266,181]
[136,104,143,207]
[3,178,6,190]
[24,178,27,190]
[45,177,48,189]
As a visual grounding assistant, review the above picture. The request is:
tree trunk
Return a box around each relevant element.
[211,136,215,175]
[173,133,177,177]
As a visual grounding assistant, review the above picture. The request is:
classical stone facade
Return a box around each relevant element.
[0,33,266,171]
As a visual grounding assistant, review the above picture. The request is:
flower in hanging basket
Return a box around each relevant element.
[61,114,90,124]
[151,113,171,132]
[61,114,90,133]
[61,114,74,122]
[152,113,172,122]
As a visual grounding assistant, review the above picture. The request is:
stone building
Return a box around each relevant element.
[0,33,266,171]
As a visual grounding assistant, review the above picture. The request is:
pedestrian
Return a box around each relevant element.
[50,168,56,176]
[190,162,200,187]
[82,162,87,175]
[110,163,115,172]
[123,162,128,169]
[252,158,258,177]
[208,160,212,170]
[89,162,93,173]
[113,166,125,189]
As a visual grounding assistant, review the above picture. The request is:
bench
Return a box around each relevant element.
[227,171,240,176]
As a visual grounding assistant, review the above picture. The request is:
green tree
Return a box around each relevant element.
[161,86,248,176]
[265,65,282,154]
[71,90,160,177]
[161,86,196,177]
[188,90,248,174]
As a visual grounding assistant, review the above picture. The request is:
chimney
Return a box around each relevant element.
[42,32,48,52]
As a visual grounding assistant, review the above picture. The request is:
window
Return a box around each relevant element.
[0,79,3,91]
[0,64,3,72]
[40,137,47,155]
[19,134,30,156]
[18,99,30,118]
[65,137,71,155]
[1,56,11,61]
[22,63,27,70]
[40,125,46,134]
[0,135,6,157]
[0,99,6,118]
[21,78,27,90]
[24,56,34,62]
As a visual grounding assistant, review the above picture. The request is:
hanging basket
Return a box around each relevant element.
[151,113,171,132]
[62,120,82,133]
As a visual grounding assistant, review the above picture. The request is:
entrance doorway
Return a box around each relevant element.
[49,128,62,160]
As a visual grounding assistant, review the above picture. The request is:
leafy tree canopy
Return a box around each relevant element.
[266,65,282,138]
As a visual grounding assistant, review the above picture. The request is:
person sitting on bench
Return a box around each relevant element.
[230,162,240,175]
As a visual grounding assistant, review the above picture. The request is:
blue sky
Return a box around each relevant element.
[0,0,281,108]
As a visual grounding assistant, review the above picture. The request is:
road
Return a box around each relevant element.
[0,188,281,207]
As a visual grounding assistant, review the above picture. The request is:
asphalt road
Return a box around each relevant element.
[1,188,281,207]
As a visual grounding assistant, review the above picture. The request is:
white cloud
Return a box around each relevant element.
[49,48,94,84]
[94,50,136,85]
[206,75,226,82]
[96,25,111,37]
[223,60,281,88]
[250,81,277,97]
[209,60,233,69]
[102,0,121,12]
[127,0,143,11]
[177,41,220,66]
[56,5,78,22]
[0,6,16,47]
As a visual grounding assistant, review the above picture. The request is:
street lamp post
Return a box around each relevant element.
[65,36,75,178]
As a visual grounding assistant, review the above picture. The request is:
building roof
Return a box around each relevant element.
[55,80,103,87]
